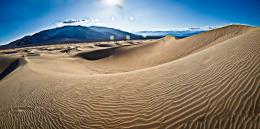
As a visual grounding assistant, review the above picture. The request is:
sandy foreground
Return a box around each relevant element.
[0,25,260,129]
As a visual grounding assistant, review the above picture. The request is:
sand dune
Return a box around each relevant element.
[76,25,254,73]
[0,25,260,129]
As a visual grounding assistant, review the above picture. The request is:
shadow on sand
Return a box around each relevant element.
[76,47,118,60]
[0,59,25,80]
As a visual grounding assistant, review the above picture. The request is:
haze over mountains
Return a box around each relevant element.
[135,30,205,39]
[135,26,216,38]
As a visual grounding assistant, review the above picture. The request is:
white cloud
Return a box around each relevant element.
[62,19,86,24]
[55,18,101,27]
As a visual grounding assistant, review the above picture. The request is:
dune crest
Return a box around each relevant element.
[75,25,254,73]
[0,25,259,129]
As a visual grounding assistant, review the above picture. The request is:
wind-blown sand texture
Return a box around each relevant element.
[0,25,260,129]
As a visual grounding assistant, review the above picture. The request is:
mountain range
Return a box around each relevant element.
[1,26,208,49]
[1,26,144,49]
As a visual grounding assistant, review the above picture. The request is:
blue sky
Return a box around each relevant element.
[0,0,259,44]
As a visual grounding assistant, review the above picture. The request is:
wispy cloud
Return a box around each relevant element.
[62,19,86,24]
[55,18,101,27]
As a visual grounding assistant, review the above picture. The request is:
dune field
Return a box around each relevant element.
[0,25,260,129]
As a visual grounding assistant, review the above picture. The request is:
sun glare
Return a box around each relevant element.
[103,0,124,6]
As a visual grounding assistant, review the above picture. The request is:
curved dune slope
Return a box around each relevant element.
[0,25,260,129]
[76,25,253,73]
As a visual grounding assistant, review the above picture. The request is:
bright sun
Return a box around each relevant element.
[103,0,124,6]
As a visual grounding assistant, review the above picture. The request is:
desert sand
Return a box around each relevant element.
[0,25,260,129]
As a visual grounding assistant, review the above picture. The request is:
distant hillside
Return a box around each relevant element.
[1,26,145,49]
[135,26,216,38]
[135,31,204,39]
